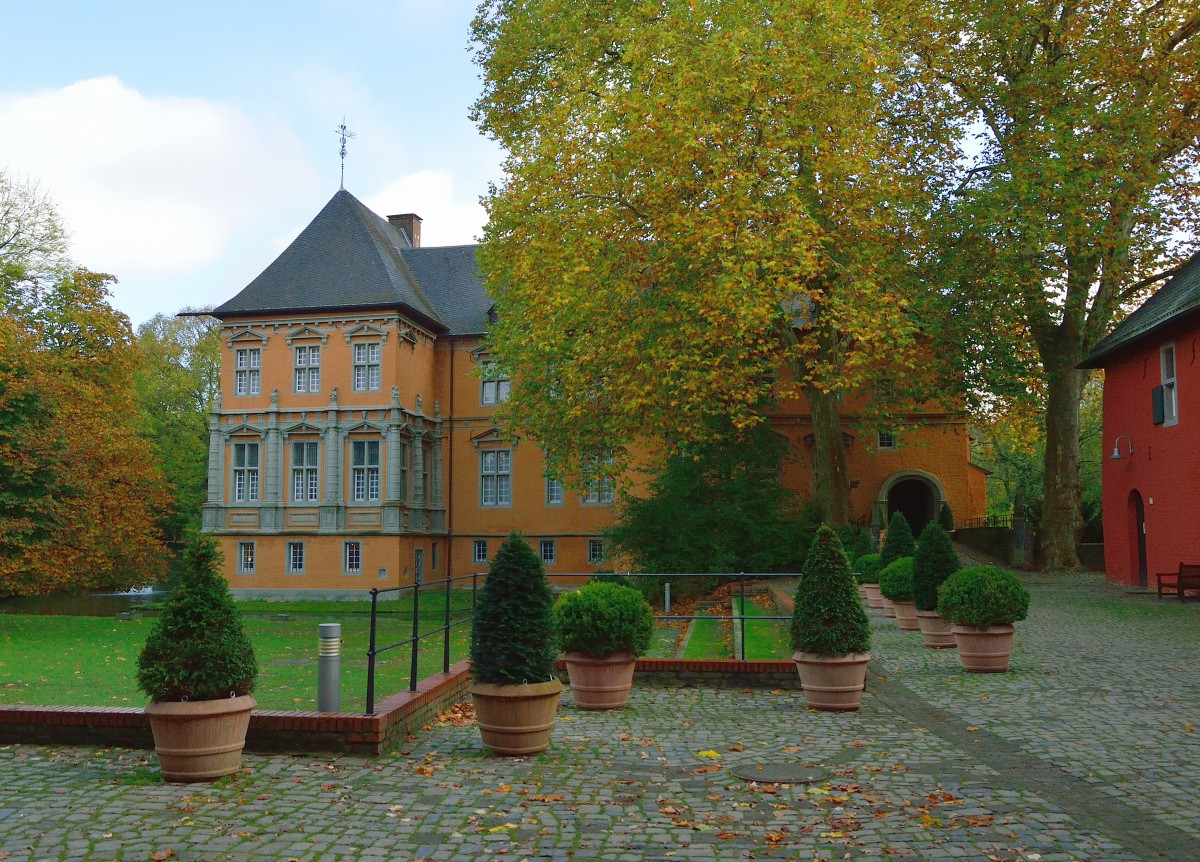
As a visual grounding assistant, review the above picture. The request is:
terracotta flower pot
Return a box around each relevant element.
[145,695,256,782]
[793,651,870,711]
[915,610,956,649]
[862,584,884,609]
[891,600,920,631]
[471,678,563,755]
[951,624,1015,672]
[882,598,897,618]
[564,651,637,710]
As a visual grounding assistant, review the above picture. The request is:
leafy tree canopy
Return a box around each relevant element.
[471,0,960,521]
[919,0,1200,566]
[134,310,221,570]
[0,266,168,596]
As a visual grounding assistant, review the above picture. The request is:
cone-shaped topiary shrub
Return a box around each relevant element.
[913,523,960,612]
[837,524,872,566]
[554,581,654,657]
[938,502,955,531]
[791,525,870,656]
[471,533,559,685]
[852,553,884,584]
[937,566,1030,628]
[881,512,915,566]
[136,534,258,702]
[878,557,915,602]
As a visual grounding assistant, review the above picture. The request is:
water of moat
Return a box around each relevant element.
[0,589,164,616]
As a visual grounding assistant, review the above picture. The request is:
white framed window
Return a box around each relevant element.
[351,440,381,502]
[588,539,604,565]
[877,430,897,450]
[237,541,256,574]
[287,541,305,574]
[546,477,564,506]
[473,539,488,565]
[234,348,261,396]
[232,441,260,502]
[540,539,556,566]
[344,541,362,575]
[584,450,615,505]
[291,441,319,502]
[294,345,321,393]
[352,342,382,392]
[1162,343,1178,426]
[480,450,512,507]
[480,360,511,406]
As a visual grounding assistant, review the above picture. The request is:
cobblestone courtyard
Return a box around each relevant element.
[4,568,1199,861]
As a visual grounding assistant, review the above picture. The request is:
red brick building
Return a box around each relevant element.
[1081,252,1200,586]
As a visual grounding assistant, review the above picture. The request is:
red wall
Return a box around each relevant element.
[1100,323,1200,585]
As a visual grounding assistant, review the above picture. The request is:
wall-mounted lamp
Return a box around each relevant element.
[1110,435,1134,460]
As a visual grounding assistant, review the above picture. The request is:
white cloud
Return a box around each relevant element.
[0,75,319,312]
[365,169,486,247]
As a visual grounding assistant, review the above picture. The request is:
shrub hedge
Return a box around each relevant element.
[937,565,1030,628]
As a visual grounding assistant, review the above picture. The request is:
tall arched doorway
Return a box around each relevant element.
[888,479,937,535]
[1127,490,1147,588]
[874,470,948,536]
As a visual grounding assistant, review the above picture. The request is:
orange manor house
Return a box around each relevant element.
[201,189,986,596]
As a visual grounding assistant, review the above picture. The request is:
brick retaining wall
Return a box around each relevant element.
[0,660,473,757]
[0,658,803,755]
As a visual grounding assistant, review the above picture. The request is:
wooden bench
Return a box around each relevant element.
[1155,564,1200,601]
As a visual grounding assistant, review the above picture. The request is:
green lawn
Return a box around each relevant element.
[681,614,730,659]
[0,590,792,710]
[734,596,792,660]
[0,596,473,712]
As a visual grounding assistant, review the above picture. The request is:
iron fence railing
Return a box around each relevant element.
[958,515,1014,529]
[362,571,805,715]
[364,571,478,715]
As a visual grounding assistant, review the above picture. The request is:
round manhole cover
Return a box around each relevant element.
[730,763,830,784]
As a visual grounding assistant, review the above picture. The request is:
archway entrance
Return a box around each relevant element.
[887,478,937,536]
[1127,490,1147,588]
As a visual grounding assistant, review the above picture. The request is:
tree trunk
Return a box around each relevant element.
[1038,346,1086,570]
[805,385,853,526]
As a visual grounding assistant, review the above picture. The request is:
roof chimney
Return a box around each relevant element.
[387,213,422,248]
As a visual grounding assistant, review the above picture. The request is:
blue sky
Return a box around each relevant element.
[0,1,501,325]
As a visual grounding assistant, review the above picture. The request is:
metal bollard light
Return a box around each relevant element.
[318,623,342,713]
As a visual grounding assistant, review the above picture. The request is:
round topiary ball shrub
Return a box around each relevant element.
[136,534,258,703]
[471,532,560,685]
[792,525,871,657]
[853,553,884,585]
[937,566,1031,628]
[878,557,915,602]
[913,523,960,612]
[881,512,915,566]
[554,581,654,658]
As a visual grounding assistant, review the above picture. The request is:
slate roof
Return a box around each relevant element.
[212,189,492,335]
[1080,251,1200,369]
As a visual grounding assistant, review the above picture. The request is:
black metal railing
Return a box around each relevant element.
[958,514,1014,529]
[363,571,808,715]
[558,573,798,663]
[364,572,478,715]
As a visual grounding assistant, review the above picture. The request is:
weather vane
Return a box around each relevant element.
[335,118,356,189]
